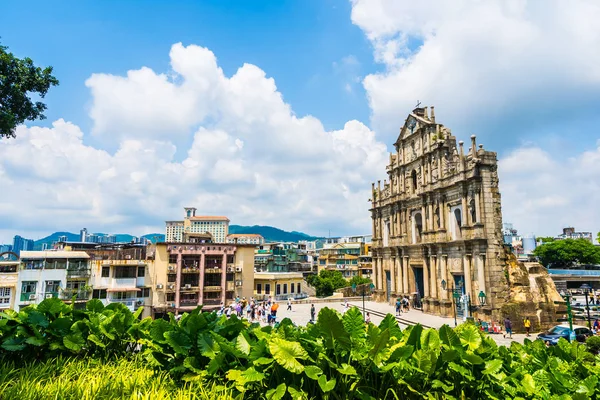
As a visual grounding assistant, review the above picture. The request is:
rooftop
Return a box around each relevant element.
[20,251,90,259]
[189,216,230,221]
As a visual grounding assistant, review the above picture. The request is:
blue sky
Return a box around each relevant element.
[1,0,599,242]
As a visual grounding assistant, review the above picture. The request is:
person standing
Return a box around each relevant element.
[395,298,402,315]
[365,312,371,324]
[310,303,316,323]
[503,317,512,339]
[523,317,531,337]
[287,298,292,311]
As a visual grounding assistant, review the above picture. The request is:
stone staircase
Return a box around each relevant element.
[301,280,317,297]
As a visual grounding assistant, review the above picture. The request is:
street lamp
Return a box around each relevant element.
[352,282,375,320]
[441,279,460,327]
[581,283,592,329]
[478,291,487,307]
[560,290,574,334]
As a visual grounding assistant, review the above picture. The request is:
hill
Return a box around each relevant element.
[33,232,165,250]
[229,225,322,242]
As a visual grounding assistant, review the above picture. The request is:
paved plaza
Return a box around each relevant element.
[270,299,533,346]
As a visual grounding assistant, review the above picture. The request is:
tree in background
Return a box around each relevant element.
[306,270,349,297]
[597,232,600,244]
[537,236,556,243]
[533,239,600,268]
[348,275,372,287]
[1,41,59,138]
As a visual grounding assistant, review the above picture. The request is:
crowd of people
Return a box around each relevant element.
[217,296,282,325]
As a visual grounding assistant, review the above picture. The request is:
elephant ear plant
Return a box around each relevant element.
[3,299,600,399]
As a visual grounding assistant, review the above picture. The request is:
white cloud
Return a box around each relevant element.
[0,43,388,241]
[499,144,600,236]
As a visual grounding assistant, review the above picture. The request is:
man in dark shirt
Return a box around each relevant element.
[503,317,512,339]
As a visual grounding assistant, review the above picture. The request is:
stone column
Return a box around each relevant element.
[440,199,446,231]
[221,253,227,304]
[378,257,384,290]
[390,255,396,295]
[430,255,437,299]
[427,202,434,231]
[440,255,448,300]
[372,256,378,290]
[437,153,442,180]
[422,257,430,298]
[198,253,205,306]
[463,254,472,300]
[175,253,182,312]
[427,157,432,184]
[477,254,486,295]
[461,195,468,226]
[475,190,482,223]
[403,256,409,294]
[396,256,403,294]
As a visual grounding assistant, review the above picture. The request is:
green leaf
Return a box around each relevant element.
[406,324,423,349]
[439,325,461,348]
[86,299,105,313]
[318,375,336,393]
[37,297,66,316]
[1,337,26,351]
[226,369,244,383]
[149,319,172,343]
[442,349,459,362]
[459,324,482,352]
[378,314,402,338]
[483,359,503,375]
[235,332,251,356]
[287,386,307,400]
[266,383,286,400]
[388,343,414,362]
[241,367,265,383]
[342,306,366,341]
[431,379,454,393]
[412,349,432,374]
[25,336,46,346]
[305,365,323,380]
[317,308,351,350]
[421,328,440,351]
[26,310,49,328]
[369,328,390,365]
[63,333,85,352]
[463,352,484,365]
[49,317,72,336]
[253,357,274,366]
[183,356,204,374]
[164,330,192,355]
[522,374,536,395]
[87,333,106,348]
[269,337,308,374]
[336,363,357,376]
[198,332,221,358]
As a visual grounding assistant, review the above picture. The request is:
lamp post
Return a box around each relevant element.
[581,283,592,329]
[441,279,461,327]
[560,290,574,333]
[352,282,375,320]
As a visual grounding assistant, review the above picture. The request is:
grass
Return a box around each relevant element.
[0,356,233,400]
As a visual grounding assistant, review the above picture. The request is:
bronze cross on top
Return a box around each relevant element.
[415,100,421,108]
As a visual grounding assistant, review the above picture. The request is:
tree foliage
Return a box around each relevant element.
[533,238,600,268]
[306,270,349,297]
[0,41,59,138]
[348,275,372,287]
[3,299,600,399]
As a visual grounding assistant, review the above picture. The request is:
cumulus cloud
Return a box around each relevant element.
[350,0,600,146]
[0,43,388,240]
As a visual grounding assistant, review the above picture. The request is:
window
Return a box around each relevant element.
[0,287,11,305]
[113,291,135,300]
[168,274,176,283]
[283,284,288,294]
[66,281,85,290]
[101,266,110,277]
[141,288,151,298]
[276,284,281,295]
[290,283,295,293]
[137,266,145,277]
[166,293,175,302]
[265,284,271,295]
[44,280,60,294]
[92,289,107,299]
[297,283,301,294]
[114,267,136,278]
[21,281,37,294]
[256,284,262,294]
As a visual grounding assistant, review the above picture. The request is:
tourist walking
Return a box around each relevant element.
[503,317,512,339]
[523,317,531,337]
[310,303,316,323]
[287,298,292,311]
[395,298,402,315]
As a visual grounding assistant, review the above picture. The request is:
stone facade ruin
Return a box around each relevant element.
[370,106,562,331]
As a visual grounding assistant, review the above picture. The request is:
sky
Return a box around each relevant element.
[1,0,599,242]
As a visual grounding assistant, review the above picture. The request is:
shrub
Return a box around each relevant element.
[586,335,600,354]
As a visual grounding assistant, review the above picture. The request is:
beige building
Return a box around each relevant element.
[0,253,19,311]
[226,234,265,245]
[166,207,229,243]
[253,272,304,301]
[151,241,254,316]
[370,106,561,327]
[318,243,362,279]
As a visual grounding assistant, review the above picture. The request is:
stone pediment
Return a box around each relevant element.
[395,110,433,146]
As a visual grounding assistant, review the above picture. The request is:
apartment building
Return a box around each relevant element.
[318,242,363,278]
[358,243,373,279]
[165,207,230,243]
[226,234,265,245]
[151,240,254,316]
[15,250,91,309]
[0,252,19,310]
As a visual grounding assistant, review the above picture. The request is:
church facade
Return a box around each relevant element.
[370,106,508,319]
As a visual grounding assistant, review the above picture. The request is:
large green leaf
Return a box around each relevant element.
[198,332,221,358]
[336,363,357,376]
[342,306,366,342]
[522,373,536,395]
[164,330,192,355]
[439,325,461,348]
[86,299,104,313]
[87,333,106,348]
[317,308,351,350]
[482,359,503,375]
[1,337,26,351]
[369,327,390,365]
[37,297,66,316]
[26,310,49,328]
[63,333,85,352]
[378,314,402,339]
[305,365,323,380]
[49,317,73,336]
[149,319,172,343]
[421,328,440,351]
[459,324,482,352]
[241,367,265,383]
[235,332,251,356]
[318,375,336,393]
[25,336,46,346]
[406,324,423,349]
[266,383,286,400]
[269,337,308,374]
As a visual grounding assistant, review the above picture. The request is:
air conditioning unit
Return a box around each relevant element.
[184,284,191,289]
[168,266,175,271]
[45,293,53,299]
[125,255,132,260]
[156,284,164,289]
[168,284,175,290]
[227,267,234,272]
[235,267,242,272]
[29,294,37,300]
[235,280,243,287]
[136,300,143,306]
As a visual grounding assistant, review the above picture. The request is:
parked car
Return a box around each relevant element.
[537,324,592,345]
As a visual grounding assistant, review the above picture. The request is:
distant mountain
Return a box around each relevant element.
[229,225,322,242]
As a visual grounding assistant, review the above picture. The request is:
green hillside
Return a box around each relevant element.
[229,225,322,242]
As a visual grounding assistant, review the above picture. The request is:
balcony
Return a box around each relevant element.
[182,267,200,274]
[202,298,221,306]
[110,298,139,311]
[180,298,199,307]
[226,281,235,291]
[67,268,91,278]
[102,259,145,267]
[59,289,91,301]
[111,278,137,289]
[204,286,222,292]
[205,268,222,274]
[180,285,199,292]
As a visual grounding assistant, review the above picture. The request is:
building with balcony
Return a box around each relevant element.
[166,207,230,243]
[556,227,593,243]
[358,243,373,279]
[0,252,19,310]
[15,250,90,309]
[318,243,363,278]
[226,234,265,245]
[151,241,255,316]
